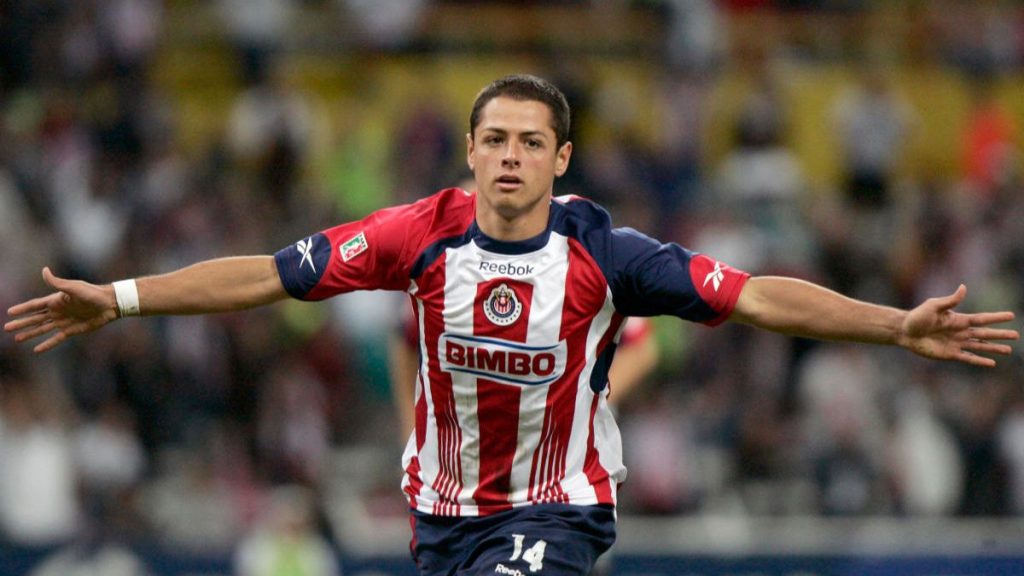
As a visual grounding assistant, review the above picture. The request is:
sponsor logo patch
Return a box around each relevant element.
[340,232,368,262]
[483,283,523,326]
[440,333,566,386]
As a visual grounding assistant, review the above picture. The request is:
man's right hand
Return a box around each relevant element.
[4,267,120,353]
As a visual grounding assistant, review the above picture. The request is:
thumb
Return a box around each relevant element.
[932,284,967,313]
[41,267,63,290]
[41,267,75,294]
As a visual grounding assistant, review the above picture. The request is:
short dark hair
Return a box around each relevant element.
[469,74,571,148]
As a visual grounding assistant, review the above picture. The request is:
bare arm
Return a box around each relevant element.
[5,256,288,353]
[134,256,286,315]
[388,331,420,439]
[607,324,659,407]
[730,276,1018,367]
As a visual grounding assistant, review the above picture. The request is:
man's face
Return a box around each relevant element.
[467,96,572,226]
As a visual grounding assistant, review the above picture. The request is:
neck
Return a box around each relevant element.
[475,202,550,242]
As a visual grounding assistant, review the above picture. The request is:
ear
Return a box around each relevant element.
[466,133,475,171]
[554,141,572,177]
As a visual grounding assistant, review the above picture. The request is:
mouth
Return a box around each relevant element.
[495,175,523,191]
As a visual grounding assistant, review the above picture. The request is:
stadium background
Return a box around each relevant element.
[1,1,1023,574]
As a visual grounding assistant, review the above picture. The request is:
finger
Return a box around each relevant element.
[962,341,1014,356]
[11,318,66,343]
[967,327,1020,341]
[4,310,49,332]
[12,315,75,342]
[6,293,61,318]
[34,331,69,354]
[967,311,1017,327]
[954,351,997,368]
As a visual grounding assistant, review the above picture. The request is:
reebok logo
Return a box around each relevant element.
[494,564,526,576]
[703,261,724,292]
[480,260,534,276]
[296,238,317,273]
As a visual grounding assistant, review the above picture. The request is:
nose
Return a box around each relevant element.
[501,141,521,168]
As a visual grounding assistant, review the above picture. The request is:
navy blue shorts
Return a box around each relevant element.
[410,504,616,576]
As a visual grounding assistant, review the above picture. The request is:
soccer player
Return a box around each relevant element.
[5,74,1019,576]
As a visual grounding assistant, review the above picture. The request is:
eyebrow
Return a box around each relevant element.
[480,127,550,140]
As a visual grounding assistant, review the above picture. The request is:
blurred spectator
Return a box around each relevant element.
[947,373,1011,516]
[219,0,293,86]
[997,397,1024,514]
[226,60,315,212]
[0,377,81,546]
[234,485,340,576]
[960,77,1017,202]
[256,358,332,486]
[931,0,1022,77]
[718,68,801,202]
[663,0,722,72]
[797,345,888,515]
[812,423,878,516]
[142,444,246,553]
[341,0,428,50]
[650,70,710,241]
[830,60,916,210]
[713,63,812,274]
[621,388,698,515]
[0,164,52,310]
[29,539,149,576]
[392,101,458,202]
[887,381,963,516]
[97,0,163,85]
[73,399,147,533]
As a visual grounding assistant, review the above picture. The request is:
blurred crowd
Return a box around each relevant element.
[1,0,1024,573]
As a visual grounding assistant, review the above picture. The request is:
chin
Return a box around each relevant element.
[493,202,525,220]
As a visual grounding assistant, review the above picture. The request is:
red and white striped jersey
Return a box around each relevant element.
[275,188,749,517]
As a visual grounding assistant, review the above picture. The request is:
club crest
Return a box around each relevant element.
[340,232,368,262]
[484,283,523,326]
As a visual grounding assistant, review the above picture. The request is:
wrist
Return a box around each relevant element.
[892,309,910,348]
[112,279,141,317]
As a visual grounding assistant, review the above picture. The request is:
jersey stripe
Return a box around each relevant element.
[561,238,623,503]
[421,253,465,516]
[471,279,532,511]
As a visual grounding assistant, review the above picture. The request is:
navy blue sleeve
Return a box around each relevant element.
[602,225,749,323]
[607,228,721,321]
[552,197,749,324]
[274,232,333,299]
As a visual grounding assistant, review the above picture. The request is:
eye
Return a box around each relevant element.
[525,139,542,149]
[484,135,504,145]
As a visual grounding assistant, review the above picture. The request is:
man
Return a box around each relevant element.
[5,74,1019,576]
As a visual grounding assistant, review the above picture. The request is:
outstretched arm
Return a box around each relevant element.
[5,256,287,353]
[730,276,1018,367]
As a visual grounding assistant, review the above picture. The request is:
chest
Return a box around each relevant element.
[415,235,609,346]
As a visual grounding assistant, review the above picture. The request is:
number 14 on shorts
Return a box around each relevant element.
[510,534,547,572]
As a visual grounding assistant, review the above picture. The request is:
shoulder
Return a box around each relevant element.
[550,194,613,240]
[426,186,476,212]
[383,187,475,223]
[356,187,475,245]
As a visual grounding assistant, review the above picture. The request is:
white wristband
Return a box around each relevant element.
[112,279,141,317]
